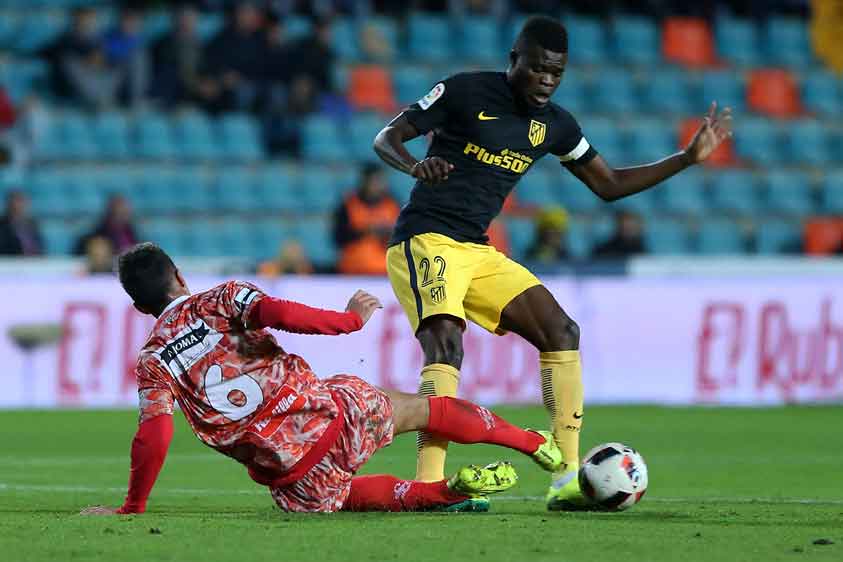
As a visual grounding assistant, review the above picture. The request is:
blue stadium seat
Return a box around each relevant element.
[555,179,602,213]
[60,112,98,159]
[0,12,19,49]
[505,217,534,262]
[142,10,171,41]
[292,217,337,268]
[92,112,130,160]
[734,118,781,166]
[754,219,802,254]
[716,17,762,66]
[285,15,312,39]
[365,17,399,60]
[505,16,528,50]
[698,218,747,255]
[214,167,259,213]
[644,217,693,255]
[252,218,291,259]
[134,167,176,215]
[709,170,759,215]
[820,171,843,214]
[216,219,251,256]
[639,69,694,115]
[41,220,75,255]
[1,58,49,102]
[701,71,745,112]
[552,66,589,114]
[217,113,263,161]
[787,120,831,166]
[392,66,436,105]
[566,217,593,260]
[332,18,360,61]
[183,219,223,257]
[168,166,211,214]
[408,14,452,61]
[802,70,842,117]
[142,220,185,256]
[762,170,815,215]
[566,16,608,65]
[612,16,660,65]
[63,170,106,216]
[766,18,812,67]
[27,170,66,216]
[14,11,65,53]
[135,113,176,159]
[298,167,342,213]
[349,113,384,160]
[659,169,708,215]
[301,116,345,161]
[627,120,676,163]
[172,111,218,161]
[515,169,554,207]
[197,13,223,42]
[610,189,657,214]
[257,164,301,213]
[580,118,624,163]
[459,17,500,63]
[592,69,639,114]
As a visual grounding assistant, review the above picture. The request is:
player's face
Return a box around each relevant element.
[511,46,567,108]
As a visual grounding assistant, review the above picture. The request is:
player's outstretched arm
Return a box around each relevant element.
[249,290,382,334]
[373,114,453,184]
[80,414,174,516]
[569,102,732,201]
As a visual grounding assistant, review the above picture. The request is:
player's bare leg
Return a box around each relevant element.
[498,284,589,510]
[413,315,465,482]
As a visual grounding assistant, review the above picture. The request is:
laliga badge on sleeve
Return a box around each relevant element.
[418,82,445,110]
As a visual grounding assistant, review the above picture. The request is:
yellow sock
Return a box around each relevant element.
[540,350,584,475]
[415,363,460,482]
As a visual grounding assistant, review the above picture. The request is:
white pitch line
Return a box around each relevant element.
[1,483,842,506]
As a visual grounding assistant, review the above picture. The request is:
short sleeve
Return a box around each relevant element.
[402,75,465,135]
[221,281,267,325]
[550,109,598,168]
[136,360,174,424]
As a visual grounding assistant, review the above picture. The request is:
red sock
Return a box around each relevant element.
[342,474,468,512]
[425,396,544,455]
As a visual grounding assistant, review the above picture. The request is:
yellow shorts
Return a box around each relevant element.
[386,233,542,334]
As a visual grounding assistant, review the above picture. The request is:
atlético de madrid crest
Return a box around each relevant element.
[528,119,546,147]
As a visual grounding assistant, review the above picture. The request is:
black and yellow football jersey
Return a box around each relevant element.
[390,71,598,246]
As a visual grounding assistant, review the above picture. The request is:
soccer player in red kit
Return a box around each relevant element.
[81,243,563,515]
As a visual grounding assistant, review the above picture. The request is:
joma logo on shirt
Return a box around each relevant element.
[161,324,210,364]
[463,143,533,173]
[159,320,223,376]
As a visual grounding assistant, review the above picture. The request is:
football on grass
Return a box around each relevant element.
[579,442,648,511]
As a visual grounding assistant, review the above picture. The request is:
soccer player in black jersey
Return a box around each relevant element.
[373,15,732,510]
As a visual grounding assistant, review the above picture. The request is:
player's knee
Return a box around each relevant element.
[544,314,580,351]
[417,320,464,368]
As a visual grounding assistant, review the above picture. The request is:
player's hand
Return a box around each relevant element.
[410,157,454,184]
[684,102,733,164]
[345,290,383,326]
[80,505,123,516]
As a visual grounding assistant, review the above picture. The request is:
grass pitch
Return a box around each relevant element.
[1,406,841,562]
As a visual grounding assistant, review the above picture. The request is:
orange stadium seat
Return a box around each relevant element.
[747,69,802,117]
[348,65,397,113]
[679,117,736,167]
[662,17,716,67]
[803,218,843,255]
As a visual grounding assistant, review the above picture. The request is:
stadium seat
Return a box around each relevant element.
[679,118,736,167]
[197,12,223,41]
[639,69,694,115]
[754,219,802,254]
[627,120,676,163]
[709,170,759,215]
[217,113,263,161]
[801,70,843,116]
[581,118,624,163]
[298,166,343,213]
[612,16,660,65]
[135,167,177,215]
[552,66,589,114]
[257,164,301,213]
[13,11,65,53]
[592,69,639,114]
[169,166,211,214]
[291,217,337,268]
[697,218,747,255]
[786,120,831,166]
[715,17,762,66]
[765,18,813,67]
[62,170,105,216]
[459,16,501,63]
[644,217,693,254]
[386,167,414,206]
[747,69,801,118]
[332,18,360,61]
[762,170,815,216]
[504,217,534,261]
[142,9,171,42]
[135,113,176,160]
[347,65,396,114]
[555,178,602,214]
[659,168,708,215]
[610,189,657,214]
[172,111,218,161]
[182,219,223,257]
[701,71,745,112]
[820,171,843,215]
[515,170,554,207]
[734,118,782,166]
[663,17,716,67]
[392,66,435,105]
[566,16,608,65]
[216,219,251,256]
[214,167,259,213]
[27,169,67,217]
[285,15,312,39]
[566,217,592,260]
[301,116,345,161]
[60,112,98,159]
[92,112,130,160]
[41,220,76,255]
[0,11,19,50]
[408,14,452,61]
[251,218,292,260]
[364,17,399,61]
[348,113,385,161]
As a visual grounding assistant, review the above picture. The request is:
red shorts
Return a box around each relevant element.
[269,375,394,512]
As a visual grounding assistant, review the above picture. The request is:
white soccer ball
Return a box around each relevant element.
[578,442,648,511]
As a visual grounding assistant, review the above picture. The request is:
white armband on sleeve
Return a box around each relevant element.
[558,137,591,162]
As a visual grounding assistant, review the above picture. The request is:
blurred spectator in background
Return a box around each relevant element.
[257,240,314,276]
[102,7,149,108]
[334,163,399,275]
[592,211,645,259]
[0,191,43,256]
[286,17,336,104]
[152,5,204,106]
[526,207,569,265]
[82,236,115,275]
[0,87,16,165]
[74,195,139,255]
[42,7,101,100]
[199,0,267,113]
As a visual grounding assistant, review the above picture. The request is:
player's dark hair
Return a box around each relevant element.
[118,242,177,313]
[515,16,568,54]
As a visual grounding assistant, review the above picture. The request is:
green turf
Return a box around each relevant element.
[1,406,841,562]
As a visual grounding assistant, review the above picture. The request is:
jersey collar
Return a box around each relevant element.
[161,295,189,315]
